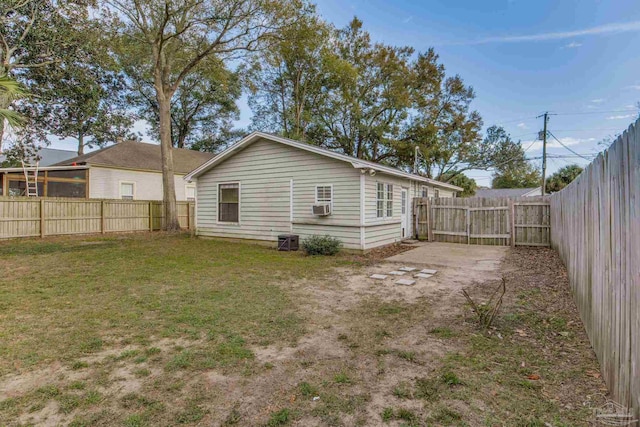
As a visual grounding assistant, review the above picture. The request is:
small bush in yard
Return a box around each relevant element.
[302,235,342,256]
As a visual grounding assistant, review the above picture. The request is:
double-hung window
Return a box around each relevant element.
[386,184,393,217]
[376,183,385,218]
[421,186,429,198]
[376,182,394,218]
[218,183,239,223]
[315,185,332,205]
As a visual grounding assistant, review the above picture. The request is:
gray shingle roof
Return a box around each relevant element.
[55,141,214,174]
[473,187,541,198]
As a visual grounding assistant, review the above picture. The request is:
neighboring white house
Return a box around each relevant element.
[473,187,542,198]
[0,141,213,200]
[185,132,462,250]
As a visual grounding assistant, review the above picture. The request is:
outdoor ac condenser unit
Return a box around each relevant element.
[312,203,331,216]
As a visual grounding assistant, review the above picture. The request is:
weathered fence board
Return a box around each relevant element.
[0,197,194,239]
[414,195,550,246]
[550,118,639,418]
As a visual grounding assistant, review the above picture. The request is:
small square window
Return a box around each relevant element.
[316,185,332,204]
[120,182,135,200]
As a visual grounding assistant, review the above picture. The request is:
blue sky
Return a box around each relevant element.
[53,0,640,187]
[309,0,640,186]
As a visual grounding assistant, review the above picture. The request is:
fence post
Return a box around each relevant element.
[101,201,106,234]
[149,202,153,231]
[510,201,516,247]
[186,202,191,230]
[427,197,432,242]
[465,207,470,245]
[40,199,45,238]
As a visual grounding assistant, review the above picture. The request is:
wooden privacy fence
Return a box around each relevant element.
[414,195,551,246]
[550,119,639,418]
[0,197,194,239]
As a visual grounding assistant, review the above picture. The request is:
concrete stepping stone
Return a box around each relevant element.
[395,279,416,286]
[398,266,417,272]
[414,273,433,279]
[420,269,438,274]
[370,274,388,280]
[388,271,406,276]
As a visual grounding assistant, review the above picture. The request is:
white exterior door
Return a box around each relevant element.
[401,188,408,238]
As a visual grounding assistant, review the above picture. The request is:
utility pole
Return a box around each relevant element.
[538,112,549,195]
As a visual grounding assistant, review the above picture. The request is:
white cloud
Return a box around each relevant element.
[590,98,604,103]
[606,114,636,120]
[517,122,528,129]
[402,16,413,24]
[563,41,583,48]
[627,85,640,90]
[457,21,640,45]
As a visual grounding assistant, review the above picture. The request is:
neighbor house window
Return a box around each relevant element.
[185,185,196,202]
[376,182,394,218]
[421,186,429,198]
[434,189,440,199]
[218,183,239,223]
[120,182,135,200]
[315,185,332,205]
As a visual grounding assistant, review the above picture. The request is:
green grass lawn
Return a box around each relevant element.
[0,233,347,377]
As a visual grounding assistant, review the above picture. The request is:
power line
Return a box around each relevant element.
[548,131,593,161]
[551,128,624,132]
[496,116,539,125]
[553,109,639,116]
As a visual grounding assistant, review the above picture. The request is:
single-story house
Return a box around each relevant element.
[473,187,542,198]
[185,132,462,250]
[0,141,213,200]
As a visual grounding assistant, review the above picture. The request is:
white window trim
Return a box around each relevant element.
[119,181,136,200]
[386,183,394,217]
[376,181,395,219]
[421,185,429,198]
[185,184,196,202]
[314,184,333,205]
[216,181,241,225]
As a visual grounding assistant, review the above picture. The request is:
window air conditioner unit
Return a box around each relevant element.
[312,203,331,216]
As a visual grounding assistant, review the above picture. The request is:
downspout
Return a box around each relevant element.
[360,171,366,250]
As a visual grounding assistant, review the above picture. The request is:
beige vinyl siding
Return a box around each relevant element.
[89,166,192,201]
[362,172,409,248]
[196,138,362,246]
[362,173,455,249]
[292,224,361,249]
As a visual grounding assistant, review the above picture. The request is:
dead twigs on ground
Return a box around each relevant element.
[462,277,506,329]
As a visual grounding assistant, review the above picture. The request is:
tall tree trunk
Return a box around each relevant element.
[0,119,5,154]
[156,89,180,231]
[77,131,84,155]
